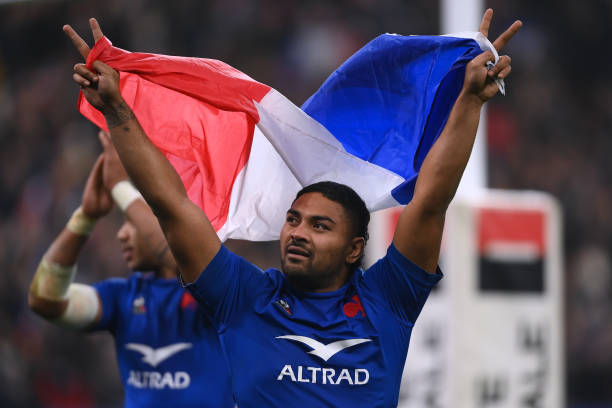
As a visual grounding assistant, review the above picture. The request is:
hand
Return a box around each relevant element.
[63,19,123,113]
[98,130,129,189]
[462,9,522,102]
[82,154,114,219]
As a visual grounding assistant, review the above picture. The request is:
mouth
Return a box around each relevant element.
[286,245,311,260]
[121,247,133,262]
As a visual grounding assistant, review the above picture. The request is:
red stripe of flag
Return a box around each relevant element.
[78,37,271,231]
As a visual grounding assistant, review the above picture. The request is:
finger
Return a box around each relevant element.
[98,131,114,151]
[73,72,92,87]
[89,155,105,189]
[92,60,115,75]
[74,63,99,83]
[492,20,523,52]
[89,18,104,43]
[94,154,104,167]
[91,154,105,177]
[98,130,111,149]
[93,155,107,187]
[63,25,90,60]
[471,50,495,67]
[487,55,511,77]
[479,8,493,37]
[497,65,511,80]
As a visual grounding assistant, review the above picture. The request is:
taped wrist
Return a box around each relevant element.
[67,206,96,236]
[31,259,76,301]
[111,180,143,211]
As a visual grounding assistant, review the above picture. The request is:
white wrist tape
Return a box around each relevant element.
[31,259,77,301]
[111,180,143,211]
[67,207,96,236]
[55,283,100,330]
[32,259,100,329]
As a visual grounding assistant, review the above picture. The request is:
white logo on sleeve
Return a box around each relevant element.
[124,343,193,390]
[125,343,192,367]
[276,335,371,362]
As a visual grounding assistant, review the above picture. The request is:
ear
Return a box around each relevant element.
[345,236,365,265]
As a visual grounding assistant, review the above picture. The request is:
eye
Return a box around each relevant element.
[313,222,329,231]
[286,215,298,224]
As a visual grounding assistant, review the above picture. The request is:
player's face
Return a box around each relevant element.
[116,219,164,271]
[280,192,360,292]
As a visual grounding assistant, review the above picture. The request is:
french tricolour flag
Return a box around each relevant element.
[79,32,499,241]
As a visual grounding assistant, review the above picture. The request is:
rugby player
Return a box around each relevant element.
[28,131,233,408]
[64,9,521,407]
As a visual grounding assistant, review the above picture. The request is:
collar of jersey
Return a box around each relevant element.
[136,271,180,284]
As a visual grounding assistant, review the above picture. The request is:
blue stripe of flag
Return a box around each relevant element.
[302,34,483,204]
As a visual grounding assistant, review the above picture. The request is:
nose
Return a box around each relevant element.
[289,223,307,243]
[117,223,129,242]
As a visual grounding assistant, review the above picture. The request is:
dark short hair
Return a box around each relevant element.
[295,181,370,268]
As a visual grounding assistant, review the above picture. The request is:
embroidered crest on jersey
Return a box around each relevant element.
[132,295,146,314]
[343,294,366,318]
[180,291,197,309]
[275,298,292,315]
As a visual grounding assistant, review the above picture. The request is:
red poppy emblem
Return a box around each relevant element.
[343,294,366,318]
[180,292,197,309]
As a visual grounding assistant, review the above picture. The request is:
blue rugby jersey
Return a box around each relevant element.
[93,273,234,408]
[186,244,442,407]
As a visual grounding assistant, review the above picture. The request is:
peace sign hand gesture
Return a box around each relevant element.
[463,9,522,103]
[63,18,122,115]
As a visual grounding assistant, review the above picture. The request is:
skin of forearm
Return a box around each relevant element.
[44,229,89,265]
[412,91,484,214]
[28,229,85,317]
[104,100,189,220]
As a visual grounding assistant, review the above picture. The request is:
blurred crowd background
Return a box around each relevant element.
[0,0,610,406]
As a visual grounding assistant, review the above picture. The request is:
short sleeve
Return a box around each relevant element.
[92,278,127,332]
[361,244,442,325]
[183,245,268,331]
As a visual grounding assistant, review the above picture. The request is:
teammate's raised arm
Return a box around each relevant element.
[28,155,110,328]
[63,19,220,283]
[393,9,522,273]
[98,130,179,275]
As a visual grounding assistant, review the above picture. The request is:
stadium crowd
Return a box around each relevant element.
[0,0,610,406]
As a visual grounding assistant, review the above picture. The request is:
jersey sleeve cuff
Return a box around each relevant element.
[388,243,443,287]
[180,244,229,290]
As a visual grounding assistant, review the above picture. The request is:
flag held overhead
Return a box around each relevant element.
[78,33,495,241]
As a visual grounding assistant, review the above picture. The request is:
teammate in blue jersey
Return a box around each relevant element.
[65,9,521,407]
[28,131,233,408]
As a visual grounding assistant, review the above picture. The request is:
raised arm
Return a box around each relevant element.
[64,19,220,283]
[28,155,111,328]
[98,130,178,273]
[393,9,522,273]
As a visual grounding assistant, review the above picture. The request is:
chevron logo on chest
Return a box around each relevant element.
[125,343,192,367]
[276,335,371,362]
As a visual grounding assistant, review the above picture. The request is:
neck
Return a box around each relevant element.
[286,267,351,293]
[152,243,179,279]
[154,263,178,279]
